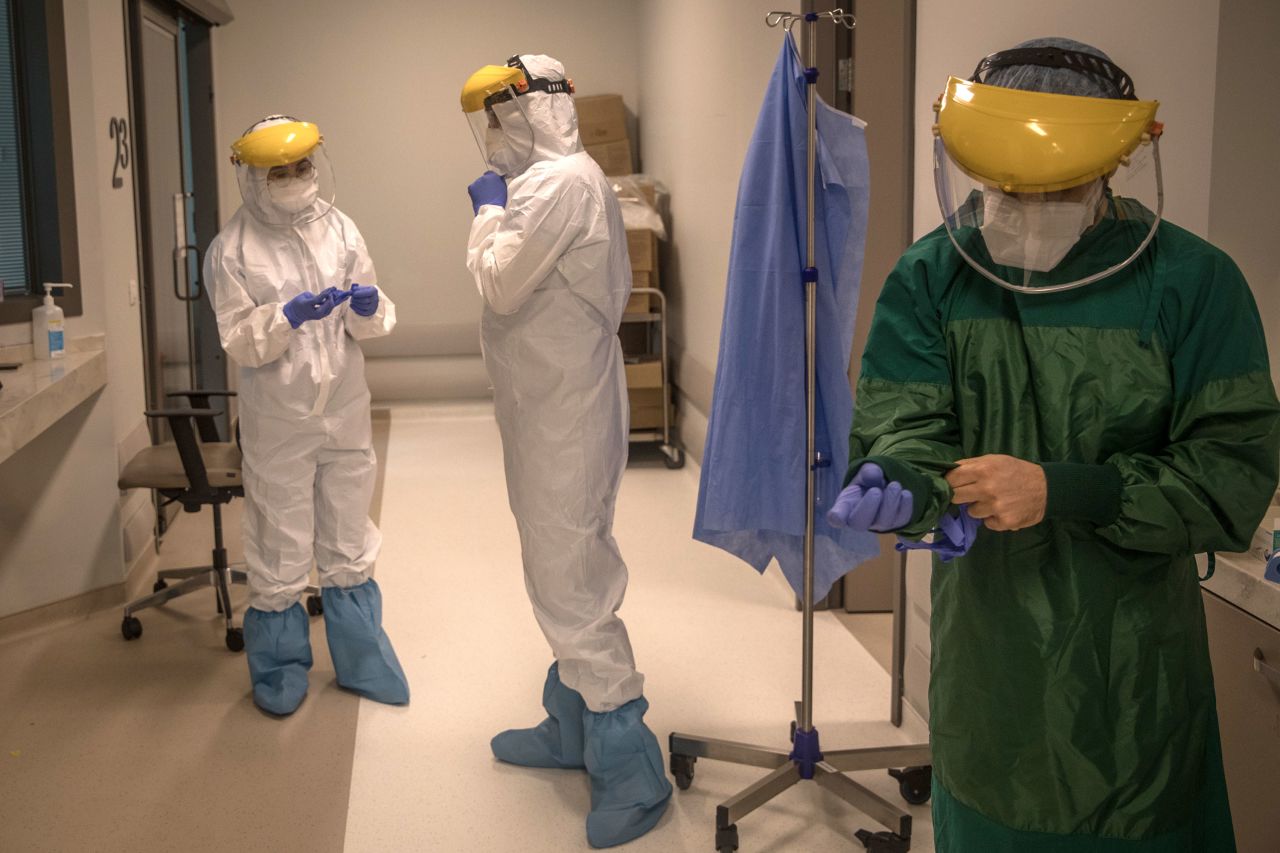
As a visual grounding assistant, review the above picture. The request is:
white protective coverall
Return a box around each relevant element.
[466,56,642,713]
[206,206,395,612]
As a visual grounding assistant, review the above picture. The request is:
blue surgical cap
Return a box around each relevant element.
[983,37,1124,99]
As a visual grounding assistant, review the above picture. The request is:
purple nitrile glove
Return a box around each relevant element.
[826,462,914,533]
[468,171,507,214]
[349,283,379,317]
[896,504,982,563]
[283,289,341,329]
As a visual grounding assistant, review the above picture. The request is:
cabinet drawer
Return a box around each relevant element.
[1203,590,1280,853]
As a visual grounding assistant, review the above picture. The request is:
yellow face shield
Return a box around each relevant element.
[460,64,535,176]
[931,76,1165,295]
[231,116,336,226]
[230,120,323,169]
[934,77,1160,194]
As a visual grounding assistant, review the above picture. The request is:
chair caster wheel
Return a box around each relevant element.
[121,616,142,641]
[671,753,696,790]
[225,627,244,652]
[889,765,932,805]
[715,823,738,852]
[306,594,324,617]
[153,579,168,593]
[855,829,910,852]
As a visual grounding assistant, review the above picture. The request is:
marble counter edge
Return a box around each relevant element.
[1200,551,1280,630]
[0,346,109,466]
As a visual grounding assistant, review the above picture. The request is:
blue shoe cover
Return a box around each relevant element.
[244,604,312,716]
[322,579,409,705]
[583,696,673,847]
[491,662,586,769]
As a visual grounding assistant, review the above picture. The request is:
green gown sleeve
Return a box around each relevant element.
[847,252,962,538]
[1086,253,1280,555]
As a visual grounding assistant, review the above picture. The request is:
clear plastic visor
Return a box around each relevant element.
[236,143,336,227]
[466,92,535,177]
[932,134,1163,294]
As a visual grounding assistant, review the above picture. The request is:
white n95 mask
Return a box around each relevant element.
[269,177,320,214]
[981,180,1103,272]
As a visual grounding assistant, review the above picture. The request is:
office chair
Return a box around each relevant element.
[117,390,322,651]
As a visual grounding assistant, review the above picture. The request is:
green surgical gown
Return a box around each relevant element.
[848,202,1280,851]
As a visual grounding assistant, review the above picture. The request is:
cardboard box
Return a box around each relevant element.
[585,139,634,176]
[625,359,663,389]
[624,291,652,315]
[575,94,628,145]
[627,229,658,272]
[630,403,676,431]
[628,386,666,409]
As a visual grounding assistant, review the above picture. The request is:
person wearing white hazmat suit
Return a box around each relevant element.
[205,115,409,716]
[460,57,672,847]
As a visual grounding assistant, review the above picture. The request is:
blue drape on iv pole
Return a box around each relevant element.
[693,33,877,602]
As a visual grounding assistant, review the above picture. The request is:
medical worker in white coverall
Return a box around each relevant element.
[461,57,672,847]
[205,115,409,716]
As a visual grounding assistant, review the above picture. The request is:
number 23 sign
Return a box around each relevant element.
[109,117,130,189]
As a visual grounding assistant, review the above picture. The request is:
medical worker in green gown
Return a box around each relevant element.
[826,38,1280,851]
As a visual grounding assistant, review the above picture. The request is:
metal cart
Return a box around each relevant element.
[624,285,684,468]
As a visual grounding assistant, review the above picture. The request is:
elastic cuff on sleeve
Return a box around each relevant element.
[849,455,937,529]
[1042,462,1123,525]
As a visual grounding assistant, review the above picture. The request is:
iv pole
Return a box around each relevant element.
[668,10,931,852]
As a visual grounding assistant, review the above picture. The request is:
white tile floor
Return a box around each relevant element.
[342,403,934,853]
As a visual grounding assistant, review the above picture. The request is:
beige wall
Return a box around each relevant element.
[1209,0,1280,384]
[634,0,787,461]
[209,0,642,399]
[0,0,152,619]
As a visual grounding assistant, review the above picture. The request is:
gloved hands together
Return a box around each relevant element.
[468,171,508,215]
[283,287,349,329]
[349,283,379,317]
[826,463,914,532]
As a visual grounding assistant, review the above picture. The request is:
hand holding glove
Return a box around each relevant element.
[468,171,508,215]
[826,462,914,532]
[896,505,982,563]
[349,283,379,317]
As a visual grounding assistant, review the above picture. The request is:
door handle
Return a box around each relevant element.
[172,244,204,302]
[1253,649,1280,688]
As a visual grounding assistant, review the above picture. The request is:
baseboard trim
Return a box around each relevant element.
[0,582,125,646]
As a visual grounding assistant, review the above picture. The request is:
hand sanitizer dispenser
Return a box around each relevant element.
[32,282,73,360]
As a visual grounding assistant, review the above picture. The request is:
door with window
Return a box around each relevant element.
[129,0,225,441]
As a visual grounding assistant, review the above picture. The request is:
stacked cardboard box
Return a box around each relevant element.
[624,359,673,431]
[576,95,673,431]
[576,94,633,176]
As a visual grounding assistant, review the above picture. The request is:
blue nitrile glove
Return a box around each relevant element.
[468,171,507,214]
[826,462,914,532]
[896,505,982,563]
[283,289,341,329]
[349,283,379,317]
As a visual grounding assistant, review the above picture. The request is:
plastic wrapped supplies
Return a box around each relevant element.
[609,175,667,240]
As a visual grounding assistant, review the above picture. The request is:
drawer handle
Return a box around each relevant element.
[1253,649,1280,688]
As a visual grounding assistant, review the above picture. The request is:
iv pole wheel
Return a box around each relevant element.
[855,828,911,852]
[670,752,696,790]
[225,626,245,652]
[889,765,932,805]
[715,823,739,852]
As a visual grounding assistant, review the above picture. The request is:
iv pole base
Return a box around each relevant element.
[669,730,929,849]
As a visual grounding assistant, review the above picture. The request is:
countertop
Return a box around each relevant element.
[0,336,108,466]
[1200,514,1280,630]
